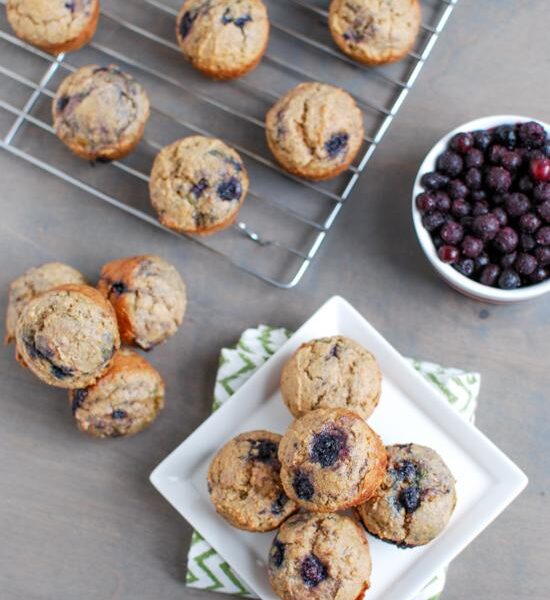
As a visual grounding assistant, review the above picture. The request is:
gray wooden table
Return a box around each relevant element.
[1,1,549,598]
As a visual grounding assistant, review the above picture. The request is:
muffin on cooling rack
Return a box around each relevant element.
[97,255,187,351]
[328,0,421,66]
[265,82,364,181]
[6,0,100,55]
[176,0,269,79]
[69,348,165,439]
[149,135,249,234]
[15,284,120,388]
[52,64,150,161]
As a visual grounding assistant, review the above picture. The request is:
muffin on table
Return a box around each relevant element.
[265,82,364,181]
[69,348,165,438]
[176,0,269,79]
[6,0,100,55]
[15,284,120,388]
[208,430,298,532]
[5,262,86,345]
[328,0,421,66]
[149,135,249,234]
[97,255,187,351]
[278,408,386,512]
[280,335,382,420]
[52,64,150,161]
[355,443,457,547]
[268,512,372,600]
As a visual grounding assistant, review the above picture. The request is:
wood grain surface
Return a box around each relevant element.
[0,1,548,599]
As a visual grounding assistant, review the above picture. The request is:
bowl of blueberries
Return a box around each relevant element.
[412,115,550,303]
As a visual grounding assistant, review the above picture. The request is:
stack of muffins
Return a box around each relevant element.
[5,255,187,438]
[207,336,457,600]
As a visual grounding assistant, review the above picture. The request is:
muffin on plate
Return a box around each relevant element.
[52,64,150,161]
[268,512,372,600]
[97,255,187,351]
[208,430,298,531]
[176,0,269,79]
[328,0,421,66]
[149,135,248,234]
[69,348,165,438]
[265,82,364,181]
[6,0,100,55]
[5,262,86,345]
[355,443,457,547]
[280,335,382,420]
[278,408,386,512]
[15,284,120,388]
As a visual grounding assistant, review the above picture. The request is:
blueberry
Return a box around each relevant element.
[473,130,492,151]
[292,471,314,500]
[441,221,464,245]
[488,144,506,164]
[437,151,463,177]
[451,199,471,218]
[325,133,349,158]
[191,178,209,198]
[473,213,500,241]
[438,245,459,264]
[51,364,73,379]
[504,193,530,217]
[493,207,508,227]
[515,253,537,276]
[300,555,327,587]
[480,264,500,286]
[217,177,242,201]
[500,150,522,172]
[518,121,546,148]
[464,168,482,190]
[534,246,550,266]
[534,183,550,204]
[474,252,490,271]
[519,212,541,233]
[421,211,445,232]
[310,429,346,468]
[221,7,233,24]
[110,281,126,295]
[536,226,550,245]
[500,251,518,269]
[434,191,451,212]
[461,235,483,258]
[328,344,340,358]
[485,166,512,193]
[530,158,550,182]
[178,11,197,39]
[270,539,285,568]
[530,266,549,283]
[495,125,517,149]
[470,190,487,203]
[249,439,278,463]
[64,1,75,12]
[71,389,87,413]
[399,486,421,513]
[518,175,534,194]
[449,132,473,154]
[472,200,490,216]
[498,269,521,289]
[454,258,475,277]
[421,172,449,190]
[112,409,127,420]
[493,227,518,253]
[271,492,288,515]
[464,148,484,169]
[416,192,437,212]
[447,179,469,199]
[56,96,70,112]
[394,460,417,482]
[519,233,536,252]
[234,14,252,28]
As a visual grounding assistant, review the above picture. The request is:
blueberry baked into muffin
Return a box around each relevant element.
[69,348,165,438]
[355,443,457,547]
[5,262,86,345]
[176,0,269,79]
[149,135,249,234]
[265,82,364,181]
[278,408,386,512]
[6,0,100,55]
[328,0,421,66]
[268,512,372,600]
[52,64,150,161]
[15,284,120,388]
[280,335,382,420]
[208,430,298,532]
[97,255,187,350]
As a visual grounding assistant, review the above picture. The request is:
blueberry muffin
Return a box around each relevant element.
[6,0,99,55]
[265,82,364,181]
[268,512,372,600]
[149,136,248,234]
[278,408,386,512]
[355,443,457,547]
[69,348,165,438]
[52,64,150,161]
[208,431,298,531]
[176,0,269,79]
[280,336,382,420]
[328,0,421,66]
[5,262,86,345]
[97,255,187,350]
[15,284,120,388]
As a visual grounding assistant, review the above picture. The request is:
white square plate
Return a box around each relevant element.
[150,296,527,600]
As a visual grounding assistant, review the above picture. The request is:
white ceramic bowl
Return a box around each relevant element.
[412,115,550,303]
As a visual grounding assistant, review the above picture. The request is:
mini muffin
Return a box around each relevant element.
[278,408,386,512]
[69,348,165,438]
[149,136,248,234]
[52,64,150,161]
[6,0,99,55]
[328,0,421,66]
[208,431,298,532]
[5,262,86,345]
[176,0,269,80]
[265,82,364,181]
[280,336,382,420]
[355,443,457,547]
[15,284,120,388]
[97,255,186,350]
[268,512,372,600]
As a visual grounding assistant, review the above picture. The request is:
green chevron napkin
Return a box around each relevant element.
[186,326,480,599]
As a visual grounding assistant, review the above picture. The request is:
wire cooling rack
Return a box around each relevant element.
[0,0,458,287]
